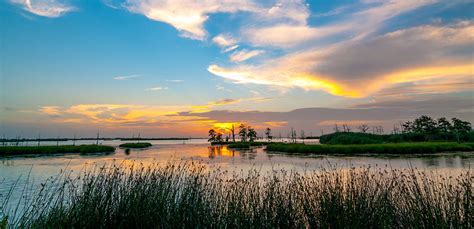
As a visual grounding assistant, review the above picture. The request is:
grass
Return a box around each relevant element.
[320,132,474,144]
[118,142,152,148]
[266,142,474,155]
[0,145,115,156]
[227,142,266,149]
[1,161,471,228]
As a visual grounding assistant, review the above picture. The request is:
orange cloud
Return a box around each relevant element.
[39,106,61,116]
[209,22,474,98]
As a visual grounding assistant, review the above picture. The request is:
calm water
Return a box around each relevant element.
[1,139,473,209]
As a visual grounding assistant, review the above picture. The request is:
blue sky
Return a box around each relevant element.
[1,0,473,137]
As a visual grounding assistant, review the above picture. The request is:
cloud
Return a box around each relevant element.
[229,49,264,62]
[123,0,259,40]
[116,0,310,41]
[33,96,269,135]
[39,106,62,117]
[146,86,168,91]
[209,21,474,97]
[212,34,238,47]
[216,84,232,92]
[113,74,141,80]
[242,0,434,48]
[176,95,474,133]
[223,45,239,53]
[242,24,347,48]
[165,79,184,83]
[10,0,75,18]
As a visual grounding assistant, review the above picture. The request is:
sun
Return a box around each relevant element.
[212,122,239,132]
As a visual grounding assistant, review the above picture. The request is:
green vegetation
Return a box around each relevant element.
[321,116,473,144]
[0,216,7,229]
[0,145,115,156]
[227,142,265,149]
[320,131,474,145]
[118,142,152,148]
[2,161,471,227]
[266,142,474,155]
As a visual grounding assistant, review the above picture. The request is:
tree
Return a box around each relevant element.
[412,115,437,133]
[373,126,384,134]
[401,121,413,133]
[247,127,257,142]
[290,127,297,143]
[437,117,452,140]
[300,130,305,143]
[238,124,248,142]
[208,129,217,143]
[342,124,351,132]
[357,124,369,133]
[392,125,400,134]
[333,124,340,133]
[264,128,272,142]
[230,124,236,142]
[216,132,223,143]
[451,118,472,142]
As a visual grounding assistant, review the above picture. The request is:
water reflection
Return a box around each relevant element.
[0,143,472,194]
[422,157,441,167]
[208,146,235,158]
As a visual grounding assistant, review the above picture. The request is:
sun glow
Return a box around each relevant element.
[212,122,239,132]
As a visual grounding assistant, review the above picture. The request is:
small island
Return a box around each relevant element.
[0,145,115,157]
[119,142,152,148]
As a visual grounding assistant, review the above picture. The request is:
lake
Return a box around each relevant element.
[1,139,472,191]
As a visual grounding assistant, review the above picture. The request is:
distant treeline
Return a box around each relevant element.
[320,116,473,144]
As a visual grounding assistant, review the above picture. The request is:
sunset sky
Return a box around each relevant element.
[1,0,473,138]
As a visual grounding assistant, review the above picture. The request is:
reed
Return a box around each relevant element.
[1,161,471,228]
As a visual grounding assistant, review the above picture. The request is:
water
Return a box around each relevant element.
[1,139,472,212]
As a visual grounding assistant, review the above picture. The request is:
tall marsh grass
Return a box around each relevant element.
[1,161,472,228]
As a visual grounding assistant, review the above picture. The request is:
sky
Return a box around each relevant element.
[0,0,473,138]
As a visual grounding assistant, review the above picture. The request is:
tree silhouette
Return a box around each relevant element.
[342,124,351,132]
[264,128,272,142]
[216,132,223,143]
[208,129,217,143]
[451,118,472,142]
[248,127,257,142]
[230,124,236,142]
[357,124,370,133]
[238,124,248,142]
[437,117,451,140]
[413,115,437,133]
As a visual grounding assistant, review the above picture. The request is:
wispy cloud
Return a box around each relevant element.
[216,84,232,92]
[165,79,184,83]
[229,49,264,62]
[146,86,168,91]
[212,34,238,47]
[10,0,75,18]
[39,106,61,117]
[113,74,141,80]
